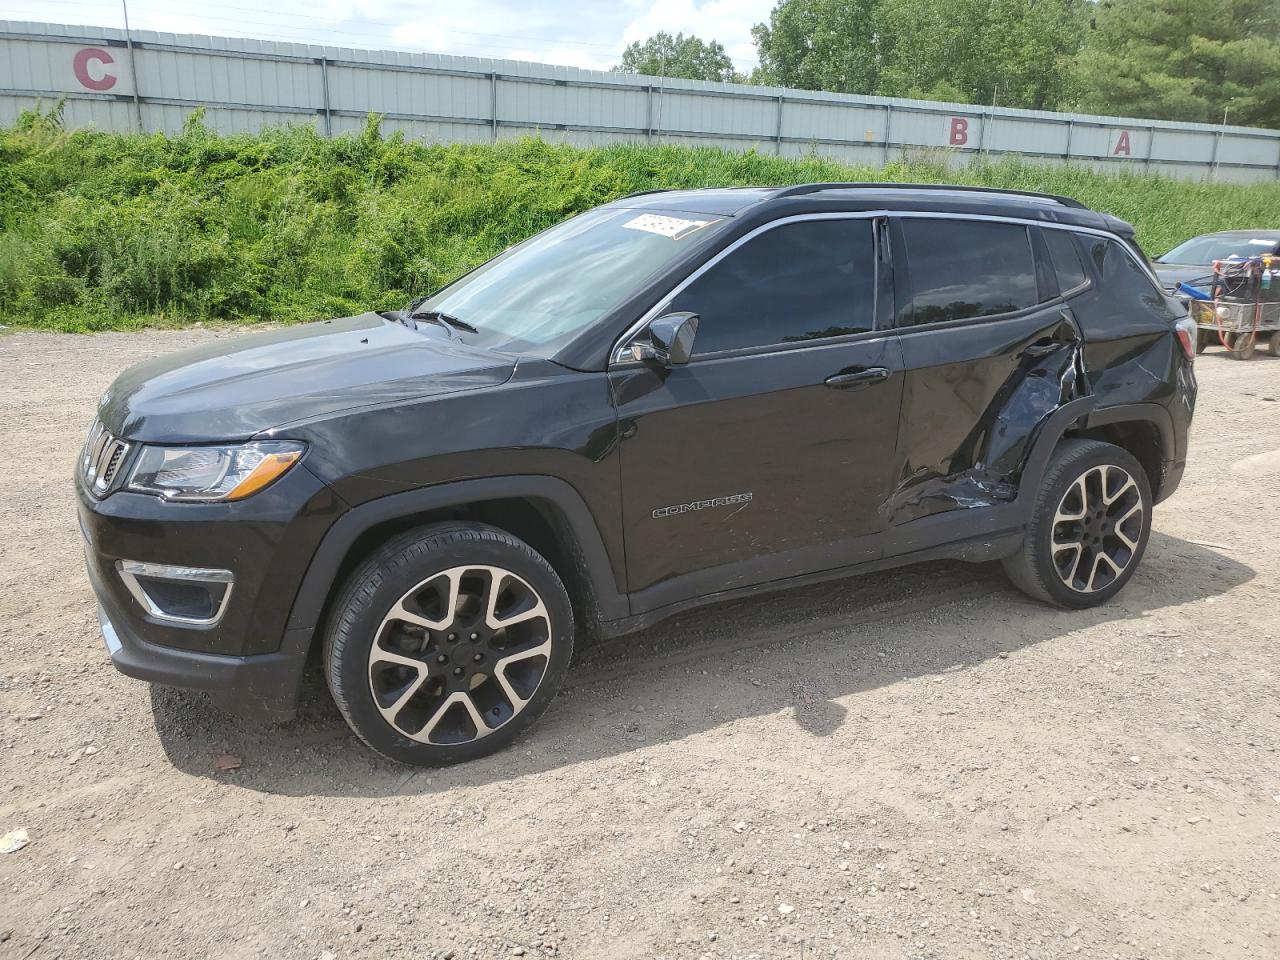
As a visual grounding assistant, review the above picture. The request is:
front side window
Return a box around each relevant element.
[418,208,725,354]
[667,218,877,356]
[900,219,1038,325]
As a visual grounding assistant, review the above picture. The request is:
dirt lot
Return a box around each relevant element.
[1,328,1278,960]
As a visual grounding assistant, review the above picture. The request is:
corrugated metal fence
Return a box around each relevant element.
[4,19,1280,184]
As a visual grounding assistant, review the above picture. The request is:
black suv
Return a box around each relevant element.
[78,183,1198,765]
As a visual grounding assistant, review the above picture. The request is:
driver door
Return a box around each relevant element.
[608,215,905,614]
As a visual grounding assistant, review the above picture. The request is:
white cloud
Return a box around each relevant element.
[386,1,628,64]
[5,0,768,72]
[620,0,773,70]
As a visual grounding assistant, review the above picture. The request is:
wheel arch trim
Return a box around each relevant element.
[1080,402,1178,461]
[1012,395,1099,510]
[284,475,628,641]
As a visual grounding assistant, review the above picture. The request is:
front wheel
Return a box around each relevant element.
[1003,439,1152,609]
[324,522,574,766]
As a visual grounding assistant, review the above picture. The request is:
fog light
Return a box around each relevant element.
[116,561,234,626]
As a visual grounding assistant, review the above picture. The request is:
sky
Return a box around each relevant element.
[5,0,777,72]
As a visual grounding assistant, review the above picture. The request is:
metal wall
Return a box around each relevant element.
[4,19,1280,184]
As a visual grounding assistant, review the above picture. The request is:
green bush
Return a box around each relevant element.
[2,108,1279,332]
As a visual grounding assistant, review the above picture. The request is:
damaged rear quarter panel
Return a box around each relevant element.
[1069,233,1192,465]
[1070,263,1184,410]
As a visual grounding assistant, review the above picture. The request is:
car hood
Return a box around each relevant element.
[1153,262,1214,293]
[98,313,516,443]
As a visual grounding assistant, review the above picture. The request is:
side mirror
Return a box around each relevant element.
[630,312,699,367]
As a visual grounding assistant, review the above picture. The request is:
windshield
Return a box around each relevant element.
[413,208,724,353]
[1158,234,1278,264]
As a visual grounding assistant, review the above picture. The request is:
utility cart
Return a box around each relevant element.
[1186,256,1280,360]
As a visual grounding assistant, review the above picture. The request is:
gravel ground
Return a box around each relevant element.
[1,328,1278,960]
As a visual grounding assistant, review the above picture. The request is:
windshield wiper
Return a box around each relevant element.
[409,309,479,337]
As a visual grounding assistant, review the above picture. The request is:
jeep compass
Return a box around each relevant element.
[77,183,1198,766]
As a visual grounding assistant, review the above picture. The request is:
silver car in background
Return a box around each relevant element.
[1153,230,1280,294]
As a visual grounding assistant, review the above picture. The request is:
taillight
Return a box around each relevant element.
[1174,313,1197,361]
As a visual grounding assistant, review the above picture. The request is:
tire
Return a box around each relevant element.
[1002,439,1152,609]
[1225,331,1256,360]
[1195,329,1211,354]
[1269,332,1280,358]
[324,522,574,766]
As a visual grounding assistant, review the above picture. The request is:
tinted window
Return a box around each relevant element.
[668,219,876,356]
[1044,229,1089,293]
[901,219,1038,324]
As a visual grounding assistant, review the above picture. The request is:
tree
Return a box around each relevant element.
[876,0,1087,109]
[751,0,881,93]
[613,32,739,82]
[1073,0,1280,128]
[749,0,1085,111]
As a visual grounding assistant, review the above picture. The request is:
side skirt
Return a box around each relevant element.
[594,526,1023,640]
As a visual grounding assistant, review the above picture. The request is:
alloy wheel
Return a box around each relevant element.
[367,564,553,745]
[1050,464,1145,594]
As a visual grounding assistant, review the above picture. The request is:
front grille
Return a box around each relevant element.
[81,419,131,497]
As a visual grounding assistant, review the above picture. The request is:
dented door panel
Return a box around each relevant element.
[610,335,905,609]
[887,308,1085,526]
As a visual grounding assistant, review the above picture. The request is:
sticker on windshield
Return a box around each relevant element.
[622,213,715,240]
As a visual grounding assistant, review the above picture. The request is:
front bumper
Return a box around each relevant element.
[79,462,345,718]
[97,603,310,720]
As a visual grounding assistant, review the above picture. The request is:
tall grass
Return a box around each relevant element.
[3,107,1279,332]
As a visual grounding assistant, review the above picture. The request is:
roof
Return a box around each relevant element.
[610,182,1114,231]
[1195,229,1280,239]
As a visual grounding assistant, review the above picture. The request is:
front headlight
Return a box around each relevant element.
[127,441,305,501]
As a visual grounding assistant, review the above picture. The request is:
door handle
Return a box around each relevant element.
[1024,332,1083,359]
[1023,341,1063,358]
[824,367,890,389]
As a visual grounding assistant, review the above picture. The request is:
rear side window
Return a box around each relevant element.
[1044,229,1089,293]
[669,218,876,356]
[900,219,1038,324]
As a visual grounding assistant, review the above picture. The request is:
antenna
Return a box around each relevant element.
[120,0,143,132]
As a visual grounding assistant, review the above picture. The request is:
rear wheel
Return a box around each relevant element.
[324,522,574,766]
[1003,439,1152,609]
[1269,332,1280,358]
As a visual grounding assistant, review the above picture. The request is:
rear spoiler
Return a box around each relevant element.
[1098,213,1157,271]
[1101,213,1136,238]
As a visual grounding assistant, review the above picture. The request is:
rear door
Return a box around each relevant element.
[886,215,1083,544]
[609,215,904,613]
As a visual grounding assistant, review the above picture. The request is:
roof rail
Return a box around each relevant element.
[769,182,1086,209]
[617,188,675,200]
